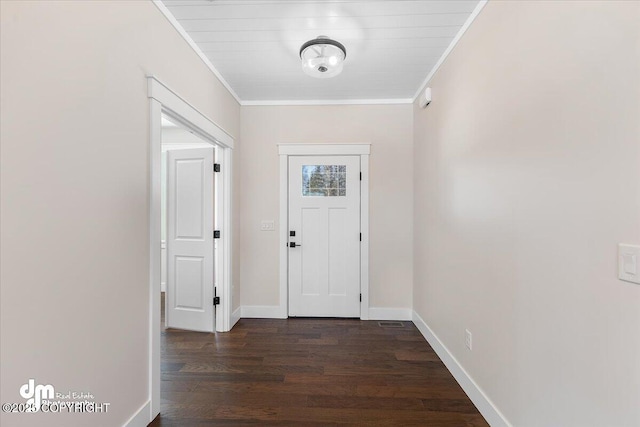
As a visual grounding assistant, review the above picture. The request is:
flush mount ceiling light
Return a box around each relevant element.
[300,36,346,78]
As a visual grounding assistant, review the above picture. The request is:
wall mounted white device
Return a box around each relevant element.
[420,87,431,108]
[619,244,640,284]
[419,87,432,108]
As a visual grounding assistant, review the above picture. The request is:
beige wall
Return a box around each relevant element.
[0,1,240,426]
[413,1,640,426]
[239,105,413,311]
[5,1,638,426]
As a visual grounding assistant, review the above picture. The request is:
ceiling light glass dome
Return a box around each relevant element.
[299,36,346,79]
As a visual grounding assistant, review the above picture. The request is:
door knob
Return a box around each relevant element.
[289,242,301,248]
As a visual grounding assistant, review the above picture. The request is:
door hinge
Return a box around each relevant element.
[214,230,221,239]
[214,163,221,172]
[213,296,220,305]
[360,172,362,181]
[359,293,362,302]
[360,233,362,241]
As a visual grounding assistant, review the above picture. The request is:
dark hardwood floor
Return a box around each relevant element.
[151,296,488,426]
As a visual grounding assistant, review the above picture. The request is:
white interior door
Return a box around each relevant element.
[166,147,215,332]
[288,155,361,317]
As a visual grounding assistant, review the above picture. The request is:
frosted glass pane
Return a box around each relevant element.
[302,165,346,197]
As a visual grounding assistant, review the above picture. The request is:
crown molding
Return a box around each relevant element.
[151,0,242,105]
[241,98,413,107]
[412,0,489,103]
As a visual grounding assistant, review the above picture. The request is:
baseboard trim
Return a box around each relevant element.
[368,307,412,321]
[412,311,511,427]
[231,306,241,328]
[240,306,412,321]
[122,400,150,427]
[241,305,287,319]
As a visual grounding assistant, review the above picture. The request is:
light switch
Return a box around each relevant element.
[260,220,275,231]
[618,244,640,284]
[622,253,637,275]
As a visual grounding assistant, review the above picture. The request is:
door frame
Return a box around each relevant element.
[148,76,234,421]
[278,144,370,320]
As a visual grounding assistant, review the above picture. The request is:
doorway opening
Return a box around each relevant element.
[148,76,234,422]
[161,114,218,331]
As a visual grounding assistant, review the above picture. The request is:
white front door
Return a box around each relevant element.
[288,155,361,317]
[166,147,215,332]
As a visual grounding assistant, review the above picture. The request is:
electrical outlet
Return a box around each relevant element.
[260,220,275,231]
[465,329,472,351]
[619,244,640,284]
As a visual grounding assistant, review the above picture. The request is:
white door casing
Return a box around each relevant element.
[149,76,234,422]
[288,155,361,317]
[166,147,215,332]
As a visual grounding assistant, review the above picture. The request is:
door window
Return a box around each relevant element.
[302,165,346,196]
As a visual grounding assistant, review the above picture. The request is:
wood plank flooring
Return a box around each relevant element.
[151,301,488,426]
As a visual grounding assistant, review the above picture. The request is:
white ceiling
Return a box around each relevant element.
[159,0,483,103]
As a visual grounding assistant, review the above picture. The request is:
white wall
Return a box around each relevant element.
[413,1,640,426]
[0,1,240,426]
[239,105,413,315]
